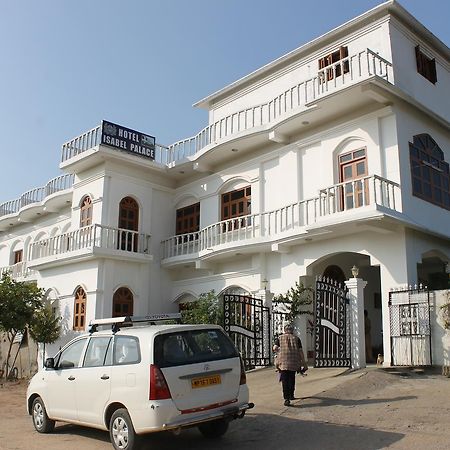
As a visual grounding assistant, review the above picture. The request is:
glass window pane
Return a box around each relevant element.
[57,338,87,369]
[343,166,352,179]
[353,149,366,159]
[356,162,366,176]
[83,337,111,367]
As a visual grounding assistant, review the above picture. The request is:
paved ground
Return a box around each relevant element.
[1,365,450,449]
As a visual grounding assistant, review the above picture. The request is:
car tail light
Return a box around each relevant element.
[149,364,171,400]
[239,356,247,385]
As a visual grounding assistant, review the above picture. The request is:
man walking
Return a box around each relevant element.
[273,323,308,406]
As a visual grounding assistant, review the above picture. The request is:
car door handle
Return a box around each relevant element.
[101,375,110,380]
[68,376,75,381]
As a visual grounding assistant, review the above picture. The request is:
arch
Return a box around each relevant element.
[217,176,252,196]
[77,192,95,208]
[218,284,252,297]
[73,286,87,331]
[33,231,48,242]
[323,264,346,284]
[61,222,71,234]
[49,226,59,238]
[174,192,199,209]
[112,286,134,317]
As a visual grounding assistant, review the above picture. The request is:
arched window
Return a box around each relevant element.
[118,197,139,251]
[112,287,134,317]
[73,287,87,331]
[80,196,93,228]
[323,265,346,285]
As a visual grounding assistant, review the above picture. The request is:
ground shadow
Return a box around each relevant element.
[300,394,416,408]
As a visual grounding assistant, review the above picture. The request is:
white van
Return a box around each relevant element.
[26,314,253,450]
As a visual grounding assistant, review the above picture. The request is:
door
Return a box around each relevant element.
[76,336,113,426]
[339,149,368,210]
[44,338,88,420]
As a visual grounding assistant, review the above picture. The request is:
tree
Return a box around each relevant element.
[180,291,223,325]
[273,281,314,323]
[0,273,45,378]
[28,303,61,366]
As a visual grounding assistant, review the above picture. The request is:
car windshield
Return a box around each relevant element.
[154,329,238,368]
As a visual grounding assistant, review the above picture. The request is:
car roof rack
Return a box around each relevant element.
[88,313,182,333]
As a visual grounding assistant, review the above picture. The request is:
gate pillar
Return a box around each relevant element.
[345,276,367,369]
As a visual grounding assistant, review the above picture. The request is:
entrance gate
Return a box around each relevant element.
[223,294,271,370]
[389,286,432,366]
[314,276,351,367]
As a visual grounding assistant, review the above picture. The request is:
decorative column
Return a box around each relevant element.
[345,266,367,370]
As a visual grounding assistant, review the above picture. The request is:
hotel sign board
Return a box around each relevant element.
[101,120,156,160]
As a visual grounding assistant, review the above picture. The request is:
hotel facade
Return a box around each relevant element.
[1,0,449,366]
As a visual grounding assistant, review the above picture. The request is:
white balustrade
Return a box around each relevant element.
[0,174,75,218]
[0,262,35,279]
[167,49,393,163]
[161,175,400,260]
[29,224,151,260]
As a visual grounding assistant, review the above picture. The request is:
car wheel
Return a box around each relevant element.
[198,419,229,439]
[110,408,137,450]
[32,397,55,433]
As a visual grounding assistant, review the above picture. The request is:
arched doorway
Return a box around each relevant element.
[118,197,139,251]
[323,264,346,284]
[112,287,134,317]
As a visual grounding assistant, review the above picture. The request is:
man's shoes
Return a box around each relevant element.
[284,399,291,406]
[289,396,296,400]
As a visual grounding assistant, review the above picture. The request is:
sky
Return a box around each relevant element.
[0,0,448,202]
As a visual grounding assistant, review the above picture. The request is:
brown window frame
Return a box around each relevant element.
[13,249,23,265]
[176,202,200,235]
[221,186,251,231]
[409,134,450,210]
[338,148,368,210]
[73,287,87,331]
[415,46,437,84]
[112,287,134,318]
[318,46,349,82]
[118,197,139,252]
[80,195,93,228]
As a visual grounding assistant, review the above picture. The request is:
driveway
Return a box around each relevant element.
[1,366,449,450]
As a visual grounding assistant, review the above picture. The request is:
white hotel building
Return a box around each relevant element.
[0,0,449,365]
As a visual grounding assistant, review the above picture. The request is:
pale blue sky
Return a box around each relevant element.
[0,0,448,201]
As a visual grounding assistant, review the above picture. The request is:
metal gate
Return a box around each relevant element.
[389,286,432,366]
[223,294,271,370]
[314,276,351,367]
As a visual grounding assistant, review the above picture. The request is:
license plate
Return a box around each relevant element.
[191,374,221,389]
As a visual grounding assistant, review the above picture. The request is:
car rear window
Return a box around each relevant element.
[154,329,239,368]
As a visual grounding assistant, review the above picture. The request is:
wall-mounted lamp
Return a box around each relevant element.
[351,265,359,278]
[261,278,268,290]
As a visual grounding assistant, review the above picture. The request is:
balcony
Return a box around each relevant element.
[59,49,393,169]
[0,262,37,281]
[0,174,74,225]
[28,224,152,269]
[166,49,393,164]
[60,125,170,166]
[161,175,401,265]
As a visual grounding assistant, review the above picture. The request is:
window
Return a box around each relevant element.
[73,287,87,331]
[114,336,140,365]
[415,46,437,84]
[318,46,349,81]
[80,196,93,228]
[83,337,112,367]
[112,287,134,317]
[221,186,251,230]
[176,202,200,235]
[13,249,23,264]
[118,197,139,251]
[338,148,368,210]
[409,134,450,210]
[56,338,87,369]
[154,329,238,368]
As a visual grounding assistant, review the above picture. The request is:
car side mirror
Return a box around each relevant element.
[44,357,55,369]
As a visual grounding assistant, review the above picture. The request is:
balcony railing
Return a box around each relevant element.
[0,174,75,218]
[0,262,36,280]
[59,49,392,167]
[60,124,170,165]
[166,49,393,163]
[161,175,400,259]
[29,224,151,260]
